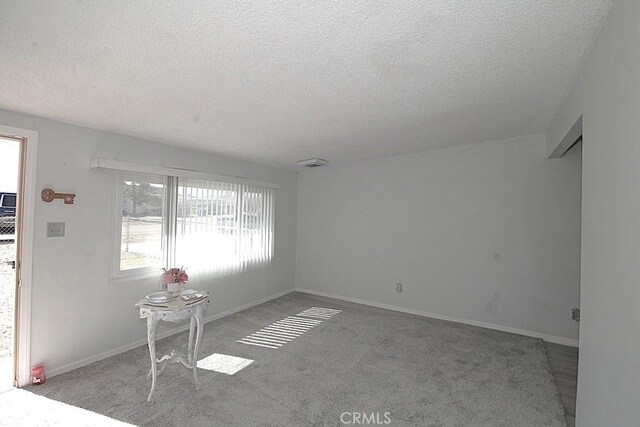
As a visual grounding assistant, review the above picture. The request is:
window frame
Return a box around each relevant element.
[110,172,275,283]
[110,172,170,282]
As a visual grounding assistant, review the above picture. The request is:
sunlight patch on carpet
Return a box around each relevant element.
[297,307,342,320]
[237,308,341,349]
[197,353,254,375]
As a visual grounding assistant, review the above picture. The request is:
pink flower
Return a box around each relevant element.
[161,267,188,285]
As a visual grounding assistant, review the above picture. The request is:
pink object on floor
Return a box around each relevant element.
[31,365,46,385]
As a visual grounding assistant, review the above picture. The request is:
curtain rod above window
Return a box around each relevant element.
[90,158,280,189]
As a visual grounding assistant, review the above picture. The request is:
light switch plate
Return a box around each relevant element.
[46,222,65,237]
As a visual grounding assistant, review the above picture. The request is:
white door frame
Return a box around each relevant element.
[0,124,38,387]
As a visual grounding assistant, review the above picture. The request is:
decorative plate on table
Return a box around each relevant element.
[145,291,178,304]
[181,289,207,301]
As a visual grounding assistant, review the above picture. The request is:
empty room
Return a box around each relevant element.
[0,1,638,426]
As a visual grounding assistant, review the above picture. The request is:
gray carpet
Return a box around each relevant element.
[25,292,566,426]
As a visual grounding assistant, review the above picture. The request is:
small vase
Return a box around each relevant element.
[166,282,184,296]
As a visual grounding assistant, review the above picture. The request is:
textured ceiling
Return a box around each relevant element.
[0,1,612,169]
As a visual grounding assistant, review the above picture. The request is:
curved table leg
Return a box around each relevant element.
[187,316,196,365]
[146,316,159,404]
[192,308,204,390]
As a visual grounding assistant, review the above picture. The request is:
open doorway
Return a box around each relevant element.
[545,136,582,427]
[0,136,20,391]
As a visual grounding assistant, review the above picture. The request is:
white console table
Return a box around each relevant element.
[136,293,209,404]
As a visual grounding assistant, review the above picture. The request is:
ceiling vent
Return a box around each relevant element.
[296,158,329,168]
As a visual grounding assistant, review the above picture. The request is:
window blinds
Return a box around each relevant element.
[174,179,274,281]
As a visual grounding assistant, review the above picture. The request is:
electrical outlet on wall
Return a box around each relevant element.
[396,282,403,293]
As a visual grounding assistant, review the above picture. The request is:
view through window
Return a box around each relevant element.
[116,174,274,281]
[119,175,165,271]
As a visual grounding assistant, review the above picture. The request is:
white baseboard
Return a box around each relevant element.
[295,288,579,348]
[47,289,295,378]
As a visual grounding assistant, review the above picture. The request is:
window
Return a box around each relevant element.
[113,174,274,281]
[116,174,166,274]
[1,193,16,208]
[175,180,274,281]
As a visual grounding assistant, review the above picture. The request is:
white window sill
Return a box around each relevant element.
[109,270,159,285]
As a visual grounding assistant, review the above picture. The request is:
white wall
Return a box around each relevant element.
[296,134,581,343]
[547,0,640,424]
[0,108,298,375]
